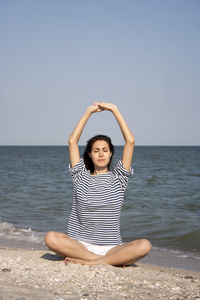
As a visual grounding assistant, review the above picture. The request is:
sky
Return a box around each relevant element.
[0,0,200,146]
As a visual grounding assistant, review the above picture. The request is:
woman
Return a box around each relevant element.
[44,102,152,266]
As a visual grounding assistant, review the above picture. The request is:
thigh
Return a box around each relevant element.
[105,243,125,256]
[65,235,89,251]
[105,240,144,256]
[105,239,152,264]
[44,231,88,252]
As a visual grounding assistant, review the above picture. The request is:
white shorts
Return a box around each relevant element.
[78,240,119,256]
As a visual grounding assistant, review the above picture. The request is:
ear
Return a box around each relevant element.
[89,152,92,158]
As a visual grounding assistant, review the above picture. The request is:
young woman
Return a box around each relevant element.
[44,102,152,266]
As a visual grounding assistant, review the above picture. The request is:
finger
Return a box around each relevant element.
[99,102,110,107]
[98,103,109,110]
[89,104,100,110]
[93,102,104,112]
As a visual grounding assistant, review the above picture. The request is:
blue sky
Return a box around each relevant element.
[0,0,199,145]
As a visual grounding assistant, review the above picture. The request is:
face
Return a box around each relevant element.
[89,140,112,172]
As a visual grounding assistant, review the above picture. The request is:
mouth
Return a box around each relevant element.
[98,159,105,162]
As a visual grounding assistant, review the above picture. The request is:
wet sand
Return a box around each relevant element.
[0,247,200,300]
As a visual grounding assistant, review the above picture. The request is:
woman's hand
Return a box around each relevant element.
[92,102,118,113]
[86,104,102,114]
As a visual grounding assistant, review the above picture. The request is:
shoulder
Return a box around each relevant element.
[113,160,134,177]
[68,159,90,184]
[112,160,134,190]
[68,159,85,174]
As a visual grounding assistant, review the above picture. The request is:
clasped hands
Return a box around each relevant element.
[88,102,117,114]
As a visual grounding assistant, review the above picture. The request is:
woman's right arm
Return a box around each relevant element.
[68,104,100,168]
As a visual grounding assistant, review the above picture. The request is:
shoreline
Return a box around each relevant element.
[0,247,200,300]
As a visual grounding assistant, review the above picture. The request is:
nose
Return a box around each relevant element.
[99,150,104,157]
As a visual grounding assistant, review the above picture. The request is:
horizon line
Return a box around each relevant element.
[0,144,199,147]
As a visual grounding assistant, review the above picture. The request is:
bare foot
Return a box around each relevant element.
[64,257,126,268]
[65,257,101,265]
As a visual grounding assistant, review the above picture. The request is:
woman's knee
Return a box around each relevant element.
[129,239,152,256]
[138,239,152,255]
[44,231,57,247]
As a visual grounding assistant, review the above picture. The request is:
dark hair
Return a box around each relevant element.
[83,135,114,173]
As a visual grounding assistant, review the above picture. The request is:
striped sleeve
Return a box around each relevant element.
[68,159,88,187]
[113,159,134,190]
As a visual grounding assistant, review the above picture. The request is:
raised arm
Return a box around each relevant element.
[98,102,135,171]
[68,105,101,168]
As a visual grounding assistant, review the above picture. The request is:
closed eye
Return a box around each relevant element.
[93,147,109,153]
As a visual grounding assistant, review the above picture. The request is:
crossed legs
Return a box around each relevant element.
[44,231,152,266]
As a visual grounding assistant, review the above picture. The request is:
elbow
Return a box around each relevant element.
[68,137,76,146]
[131,137,135,145]
[125,137,135,148]
[128,136,135,145]
[67,138,72,145]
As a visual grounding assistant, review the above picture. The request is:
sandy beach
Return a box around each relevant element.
[0,247,200,300]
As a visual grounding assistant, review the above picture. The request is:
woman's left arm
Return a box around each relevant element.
[98,102,135,171]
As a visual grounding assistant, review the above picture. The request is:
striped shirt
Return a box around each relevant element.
[68,159,133,245]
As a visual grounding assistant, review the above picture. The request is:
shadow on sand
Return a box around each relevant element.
[41,252,64,261]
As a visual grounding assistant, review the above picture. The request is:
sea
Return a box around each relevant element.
[0,146,200,272]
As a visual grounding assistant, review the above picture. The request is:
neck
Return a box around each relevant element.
[92,167,108,175]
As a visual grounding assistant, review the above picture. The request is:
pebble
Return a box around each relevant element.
[2,268,11,272]
[184,276,195,279]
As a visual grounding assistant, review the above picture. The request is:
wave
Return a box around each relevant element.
[0,220,45,244]
[173,230,200,250]
[152,245,200,261]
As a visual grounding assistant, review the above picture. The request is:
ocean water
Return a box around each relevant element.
[0,146,200,271]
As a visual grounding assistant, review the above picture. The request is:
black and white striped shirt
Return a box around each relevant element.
[68,159,133,245]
